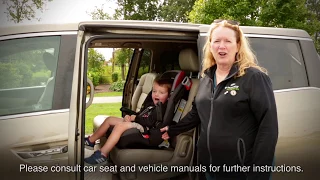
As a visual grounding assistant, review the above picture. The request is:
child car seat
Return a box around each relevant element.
[104,70,192,149]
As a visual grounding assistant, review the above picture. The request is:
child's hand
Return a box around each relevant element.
[124,115,130,122]
[129,115,136,121]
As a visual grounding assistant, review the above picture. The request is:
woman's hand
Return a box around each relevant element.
[160,126,170,140]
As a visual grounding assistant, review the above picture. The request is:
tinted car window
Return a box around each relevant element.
[249,38,308,90]
[0,34,76,116]
[160,50,181,72]
[138,49,151,78]
[0,36,61,116]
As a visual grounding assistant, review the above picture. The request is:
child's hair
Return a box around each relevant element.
[153,75,173,93]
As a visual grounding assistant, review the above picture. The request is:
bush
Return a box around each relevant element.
[111,72,119,82]
[88,71,101,87]
[138,66,149,78]
[100,75,111,84]
[0,63,22,89]
[32,70,50,86]
[109,81,125,92]
[16,63,33,87]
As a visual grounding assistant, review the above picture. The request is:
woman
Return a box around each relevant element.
[161,20,278,180]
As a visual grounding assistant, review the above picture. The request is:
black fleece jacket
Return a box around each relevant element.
[134,101,167,130]
[167,64,278,180]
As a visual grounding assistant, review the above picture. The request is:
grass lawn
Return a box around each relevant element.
[85,102,122,134]
[94,91,122,97]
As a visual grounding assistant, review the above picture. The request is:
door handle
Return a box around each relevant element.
[16,145,68,159]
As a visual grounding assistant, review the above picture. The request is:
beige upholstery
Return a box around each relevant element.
[131,73,157,112]
[110,48,200,180]
[178,48,200,117]
[93,73,157,132]
[37,53,56,109]
[179,48,199,72]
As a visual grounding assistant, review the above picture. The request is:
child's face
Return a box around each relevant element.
[152,82,169,105]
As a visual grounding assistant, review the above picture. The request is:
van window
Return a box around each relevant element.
[249,38,308,90]
[160,50,181,72]
[138,49,151,78]
[0,36,60,116]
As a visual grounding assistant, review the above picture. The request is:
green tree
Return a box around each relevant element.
[88,48,105,72]
[91,0,196,22]
[306,0,320,53]
[0,63,22,89]
[3,0,53,23]
[189,0,319,47]
[259,0,311,30]
[189,0,265,25]
[159,0,196,22]
[87,4,112,20]
[88,49,105,86]
[114,0,159,20]
[114,48,133,80]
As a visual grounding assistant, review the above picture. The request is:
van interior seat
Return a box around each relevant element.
[93,73,157,132]
[109,48,200,180]
[36,52,57,108]
[131,73,158,112]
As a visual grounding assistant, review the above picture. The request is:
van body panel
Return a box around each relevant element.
[274,88,320,180]
[0,111,70,179]
[68,30,86,180]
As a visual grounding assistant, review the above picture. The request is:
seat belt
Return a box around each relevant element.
[172,76,192,123]
[159,77,192,148]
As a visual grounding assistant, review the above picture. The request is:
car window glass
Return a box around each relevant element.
[160,50,181,72]
[249,38,308,90]
[138,49,151,78]
[0,36,60,116]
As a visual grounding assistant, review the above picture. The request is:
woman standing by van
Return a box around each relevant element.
[161,20,278,180]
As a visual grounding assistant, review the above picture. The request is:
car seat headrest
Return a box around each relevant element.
[179,48,199,72]
[159,70,186,93]
[42,52,57,72]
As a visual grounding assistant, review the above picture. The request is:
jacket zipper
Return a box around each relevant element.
[206,76,214,165]
[204,70,238,165]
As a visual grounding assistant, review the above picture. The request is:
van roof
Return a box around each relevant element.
[199,25,310,38]
[0,20,311,39]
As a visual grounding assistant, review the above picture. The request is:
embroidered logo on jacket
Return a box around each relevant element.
[224,83,239,96]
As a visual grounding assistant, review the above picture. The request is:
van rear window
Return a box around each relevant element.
[249,38,308,90]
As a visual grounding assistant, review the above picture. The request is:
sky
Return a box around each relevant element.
[0,0,117,60]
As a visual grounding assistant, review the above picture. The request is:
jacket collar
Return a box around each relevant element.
[204,63,239,80]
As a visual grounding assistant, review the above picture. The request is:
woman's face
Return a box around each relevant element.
[210,26,239,66]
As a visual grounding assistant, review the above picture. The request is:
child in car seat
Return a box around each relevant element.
[84,76,172,165]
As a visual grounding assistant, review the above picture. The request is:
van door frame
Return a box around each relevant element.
[76,23,200,179]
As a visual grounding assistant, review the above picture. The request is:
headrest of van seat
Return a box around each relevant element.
[159,70,186,93]
[43,52,57,72]
[179,48,199,72]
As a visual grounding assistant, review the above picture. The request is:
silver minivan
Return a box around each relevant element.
[0,20,319,180]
